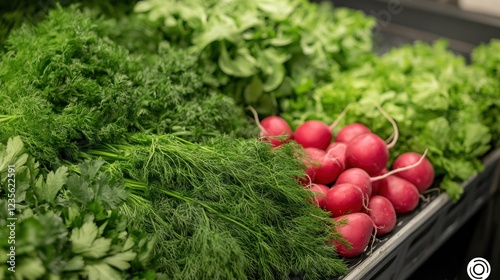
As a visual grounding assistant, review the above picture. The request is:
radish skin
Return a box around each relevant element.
[304,147,345,185]
[308,184,330,209]
[324,183,365,217]
[367,196,397,236]
[392,152,435,193]
[335,123,371,144]
[332,213,374,258]
[379,175,420,214]
[345,133,389,176]
[371,168,388,196]
[247,106,292,147]
[294,120,332,150]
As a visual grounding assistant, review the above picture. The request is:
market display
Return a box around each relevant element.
[0,0,499,279]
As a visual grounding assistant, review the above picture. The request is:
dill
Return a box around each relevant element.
[83,133,347,279]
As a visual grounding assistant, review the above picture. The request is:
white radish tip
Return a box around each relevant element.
[371,101,399,149]
[329,104,352,130]
[247,106,268,136]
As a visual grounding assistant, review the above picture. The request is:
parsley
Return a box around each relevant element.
[0,136,157,280]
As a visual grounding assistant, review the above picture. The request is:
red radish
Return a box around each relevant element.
[345,103,399,176]
[379,175,420,214]
[308,184,330,209]
[337,151,429,197]
[335,123,371,143]
[336,168,373,198]
[303,147,344,185]
[371,168,388,196]
[326,142,347,166]
[248,106,292,147]
[345,133,389,175]
[332,213,374,258]
[367,196,396,236]
[294,105,351,150]
[294,120,332,150]
[393,152,435,193]
[324,183,365,217]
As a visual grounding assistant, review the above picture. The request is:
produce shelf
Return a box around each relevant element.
[321,2,500,279]
[335,149,500,280]
[330,0,500,56]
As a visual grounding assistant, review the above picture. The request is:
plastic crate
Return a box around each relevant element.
[336,149,500,280]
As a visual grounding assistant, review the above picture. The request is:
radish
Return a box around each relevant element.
[302,147,344,185]
[345,133,389,176]
[335,168,373,198]
[308,184,330,209]
[335,123,371,144]
[326,142,347,165]
[392,152,435,193]
[332,213,374,258]
[324,183,365,217]
[294,106,351,150]
[371,168,388,196]
[379,175,420,214]
[294,120,332,150]
[345,103,399,176]
[367,196,396,236]
[248,106,292,147]
[335,153,428,198]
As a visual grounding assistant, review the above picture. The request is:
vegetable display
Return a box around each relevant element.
[0,6,347,280]
[0,0,499,279]
[0,137,156,279]
[0,7,255,167]
[133,0,375,115]
[282,40,500,201]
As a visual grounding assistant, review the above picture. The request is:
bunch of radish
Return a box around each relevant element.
[249,104,436,258]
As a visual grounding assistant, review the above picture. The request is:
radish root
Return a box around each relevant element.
[247,106,268,138]
[372,101,399,149]
[328,104,352,130]
[369,224,379,255]
[419,194,431,203]
[362,194,370,212]
[422,187,441,196]
[370,148,429,182]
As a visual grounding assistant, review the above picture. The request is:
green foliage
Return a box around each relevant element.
[0,6,255,167]
[0,0,140,51]
[83,133,347,280]
[282,40,500,201]
[471,39,500,146]
[0,137,157,280]
[134,0,375,115]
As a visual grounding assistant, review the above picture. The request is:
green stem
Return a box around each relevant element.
[157,188,260,236]
[0,115,22,123]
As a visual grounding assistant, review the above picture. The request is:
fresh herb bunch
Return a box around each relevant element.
[134,0,375,115]
[282,40,499,201]
[82,133,347,280]
[0,137,157,280]
[0,0,140,51]
[0,6,255,167]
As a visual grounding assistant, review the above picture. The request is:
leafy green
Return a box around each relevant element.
[0,136,157,280]
[0,0,140,52]
[471,39,500,146]
[83,133,347,280]
[0,6,255,167]
[134,0,375,115]
[282,40,499,201]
